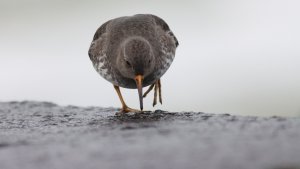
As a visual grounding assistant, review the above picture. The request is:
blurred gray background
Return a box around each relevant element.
[1,0,299,116]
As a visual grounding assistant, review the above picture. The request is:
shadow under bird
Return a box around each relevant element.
[88,14,179,113]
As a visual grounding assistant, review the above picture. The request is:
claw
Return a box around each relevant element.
[114,85,142,114]
[118,106,141,114]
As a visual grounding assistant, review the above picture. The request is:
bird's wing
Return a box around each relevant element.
[92,20,112,41]
[148,14,178,77]
[88,20,112,62]
[149,14,179,47]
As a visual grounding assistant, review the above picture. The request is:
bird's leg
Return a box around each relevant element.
[142,79,163,107]
[153,81,158,106]
[158,79,162,104]
[143,84,155,98]
[113,85,140,113]
[153,79,163,106]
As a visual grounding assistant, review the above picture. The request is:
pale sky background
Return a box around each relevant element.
[1,0,300,116]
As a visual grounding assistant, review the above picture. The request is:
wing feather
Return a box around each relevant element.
[149,14,179,47]
[88,20,111,61]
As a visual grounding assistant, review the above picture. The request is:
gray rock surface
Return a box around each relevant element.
[0,101,300,169]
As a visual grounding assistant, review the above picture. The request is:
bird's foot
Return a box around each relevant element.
[143,79,162,107]
[116,106,142,115]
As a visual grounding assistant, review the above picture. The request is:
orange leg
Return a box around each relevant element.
[113,85,140,113]
[143,79,162,107]
[158,79,162,104]
[143,83,154,98]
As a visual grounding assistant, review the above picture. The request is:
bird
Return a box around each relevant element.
[88,14,179,113]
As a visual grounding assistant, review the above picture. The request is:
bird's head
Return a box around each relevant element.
[117,37,155,110]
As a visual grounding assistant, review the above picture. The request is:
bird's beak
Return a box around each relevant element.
[135,75,144,111]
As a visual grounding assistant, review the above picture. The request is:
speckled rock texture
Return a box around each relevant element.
[0,101,300,169]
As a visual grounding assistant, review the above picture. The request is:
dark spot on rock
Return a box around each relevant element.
[20,101,29,105]
[33,112,42,117]
[158,128,171,135]
[201,115,212,120]
[121,125,136,130]
[0,142,10,148]
[60,120,67,123]
[0,140,28,149]
[40,102,57,107]
[8,101,18,104]
[67,105,79,109]
[43,114,53,120]
[227,116,237,122]
[84,107,95,111]
[88,119,105,125]
[271,116,286,121]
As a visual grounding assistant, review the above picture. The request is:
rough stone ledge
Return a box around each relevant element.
[0,101,300,169]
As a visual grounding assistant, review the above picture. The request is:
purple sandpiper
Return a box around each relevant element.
[88,14,179,113]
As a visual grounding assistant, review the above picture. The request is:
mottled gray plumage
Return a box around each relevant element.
[88,14,178,89]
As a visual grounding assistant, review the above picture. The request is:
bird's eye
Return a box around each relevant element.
[126,61,131,67]
[148,59,151,64]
